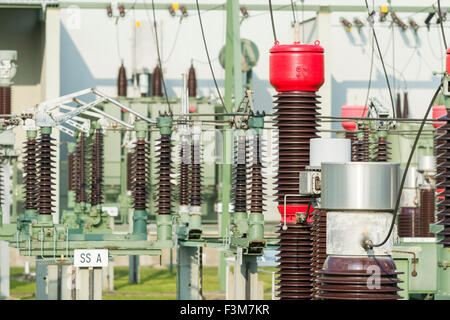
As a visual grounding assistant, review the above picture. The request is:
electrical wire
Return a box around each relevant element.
[364,0,396,118]
[269,0,277,42]
[143,0,172,113]
[195,0,229,113]
[162,20,183,64]
[290,0,297,24]
[370,81,443,249]
[438,0,448,49]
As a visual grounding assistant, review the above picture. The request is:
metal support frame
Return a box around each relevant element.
[176,245,203,300]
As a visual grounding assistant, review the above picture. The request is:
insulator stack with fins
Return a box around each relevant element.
[345,131,358,161]
[133,139,149,210]
[156,135,173,214]
[317,256,402,300]
[420,189,435,237]
[152,66,163,97]
[118,63,127,97]
[373,137,391,162]
[188,64,197,98]
[0,86,11,117]
[396,92,402,119]
[179,138,191,206]
[436,112,450,246]
[233,135,247,213]
[68,151,74,191]
[24,137,38,210]
[75,134,87,203]
[355,123,370,162]
[37,133,56,215]
[90,129,104,206]
[274,91,320,300]
[312,209,327,299]
[249,134,265,213]
[191,140,202,207]
[403,91,409,118]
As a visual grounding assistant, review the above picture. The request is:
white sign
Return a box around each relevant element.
[74,249,109,267]
[102,206,118,217]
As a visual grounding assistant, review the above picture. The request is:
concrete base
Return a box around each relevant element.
[226,255,262,300]
[76,267,102,300]
[0,241,9,298]
[128,255,140,284]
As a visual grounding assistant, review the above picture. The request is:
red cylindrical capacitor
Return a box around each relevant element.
[270,41,324,92]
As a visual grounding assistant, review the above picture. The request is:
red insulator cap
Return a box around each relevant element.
[270,41,324,92]
[447,48,450,74]
[277,205,314,224]
[432,104,447,128]
[341,104,368,131]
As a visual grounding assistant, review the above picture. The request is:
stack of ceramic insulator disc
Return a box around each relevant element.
[233,135,247,213]
[90,129,104,207]
[179,138,191,206]
[355,123,370,162]
[436,112,450,247]
[127,151,134,192]
[24,136,38,210]
[118,64,127,97]
[249,133,265,214]
[372,136,391,162]
[312,209,327,299]
[133,138,149,210]
[0,86,11,116]
[190,139,202,207]
[75,134,87,204]
[152,66,163,97]
[156,134,173,215]
[37,132,56,215]
[273,91,318,300]
[188,64,197,98]
[420,189,435,237]
[345,131,358,161]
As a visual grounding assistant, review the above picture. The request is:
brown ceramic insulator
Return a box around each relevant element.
[412,207,422,237]
[68,152,74,191]
[276,223,314,300]
[436,128,446,188]
[188,64,197,98]
[75,135,87,203]
[403,91,409,119]
[233,135,247,212]
[37,133,56,215]
[249,134,265,213]
[156,134,173,214]
[127,151,134,191]
[395,92,402,119]
[274,91,319,300]
[372,136,391,162]
[419,189,435,237]
[151,66,163,97]
[133,139,149,210]
[273,91,320,206]
[179,139,190,206]
[436,112,450,246]
[312,209,327,299]
[0,86,11,117]
[190,142,202,207]
[24,138,38,210]
[90,129,104,206]
[355,123,370,162]
[397,207,416,237]
[118,64,127,97]
[317,256,403,300]
[345,131,358,162]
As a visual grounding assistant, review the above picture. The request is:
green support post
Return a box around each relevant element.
[219,0,244,292]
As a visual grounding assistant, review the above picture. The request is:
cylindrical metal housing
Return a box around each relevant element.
[321,162,400,211]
